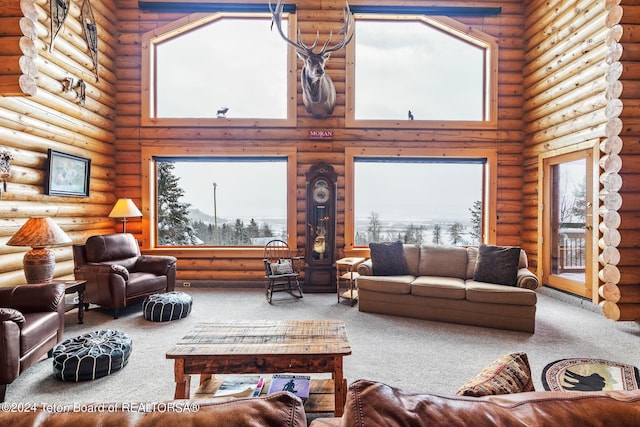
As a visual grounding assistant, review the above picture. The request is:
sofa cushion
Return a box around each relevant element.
[369,241,409,275]
[456,352,535,396]
[410,276,466,299]
[465,281,537,306]
[473,244,521,286]
[418,246,468,279]
[356,275,412,294]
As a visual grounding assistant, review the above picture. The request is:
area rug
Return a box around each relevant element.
[542,358,640,392]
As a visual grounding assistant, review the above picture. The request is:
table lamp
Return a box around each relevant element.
[7,217,72,284]
[109,198,142,233]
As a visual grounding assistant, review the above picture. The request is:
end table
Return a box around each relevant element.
[336,257,365,306]
[55,280,87,324]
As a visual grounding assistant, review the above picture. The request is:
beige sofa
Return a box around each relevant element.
[356,245,539,333]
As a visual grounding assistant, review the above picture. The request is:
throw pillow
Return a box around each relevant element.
[369,241,409,276]
[455,352,535,397]
[270,259,293,275]
[473,244,521,286]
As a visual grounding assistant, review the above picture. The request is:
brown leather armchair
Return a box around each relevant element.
[73,234,177,319]
[0,283,65,402]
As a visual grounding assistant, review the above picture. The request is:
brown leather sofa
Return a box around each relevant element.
[0,283,65,402]
[73,233,177,318]
[0,392,306,427]
[310,379,640,426]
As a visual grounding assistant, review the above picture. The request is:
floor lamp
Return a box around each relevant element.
[109,198,142,233]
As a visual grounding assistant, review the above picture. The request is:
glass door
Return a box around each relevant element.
[542,149,597,300]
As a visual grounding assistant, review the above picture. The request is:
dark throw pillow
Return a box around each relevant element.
[473,244,521,286]
[369,241,409,276]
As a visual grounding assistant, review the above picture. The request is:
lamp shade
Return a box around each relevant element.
[7,217,72,248]
[7,217,72,284]
[109,198,142,233]
[109,198,142,219]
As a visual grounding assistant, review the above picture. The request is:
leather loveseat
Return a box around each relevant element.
[0,283,65,401]
[310,379,640,427]
[73,233,177,318]
[356,244,539,332]
[0,392,307,426]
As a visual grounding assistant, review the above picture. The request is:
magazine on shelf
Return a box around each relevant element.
[267,374,311,399]
[213,375,265,398]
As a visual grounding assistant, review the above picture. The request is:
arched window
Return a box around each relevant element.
[142,12,296,127]
[346,15,498,129]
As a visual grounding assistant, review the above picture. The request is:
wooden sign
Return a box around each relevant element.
[309,130,334,140]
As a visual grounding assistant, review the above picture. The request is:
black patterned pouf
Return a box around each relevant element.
[53,330,132,382]
[142,291,192,322]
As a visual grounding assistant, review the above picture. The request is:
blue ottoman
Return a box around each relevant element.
[142,291,192,322]
[53,330,132,381]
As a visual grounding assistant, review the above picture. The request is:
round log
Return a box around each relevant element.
[605,79,623,100]
[600,228,621,248]
[600,171,623,191]
[599,190,622,210]
[601,209,621,229]
[605,98,623,119]
[605,24,623,45]
[605,5,623,28]
[599,245,621,266]
[599,264,621,284]
[599,283,620,303]
[599,136,623,155]
[605,42,623,64]
[605,61,622,83]
[20,0,38,22]
[604,117,623,138]
[599,154,622,172]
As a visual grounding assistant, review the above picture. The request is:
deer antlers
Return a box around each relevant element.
[270,0,354,58]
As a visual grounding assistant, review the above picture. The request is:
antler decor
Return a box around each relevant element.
[270,0,354,118]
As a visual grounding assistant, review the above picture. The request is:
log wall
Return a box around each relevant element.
[599,0,640,321]
[115,0,528,282]
[0,0,118,286]
[522,0,640,320]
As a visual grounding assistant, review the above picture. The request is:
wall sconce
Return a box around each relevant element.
[6,217,72,284]
[109,198,142,233]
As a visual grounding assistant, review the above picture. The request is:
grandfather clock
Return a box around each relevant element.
[304,163,337,292]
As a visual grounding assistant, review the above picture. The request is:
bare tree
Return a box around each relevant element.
[432,224,442,245]
[368,211,381,243]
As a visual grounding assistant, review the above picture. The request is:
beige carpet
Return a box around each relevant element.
[6,287,640,407]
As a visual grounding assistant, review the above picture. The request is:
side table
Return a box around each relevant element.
[56,280,87,324]
[336,257,365,306]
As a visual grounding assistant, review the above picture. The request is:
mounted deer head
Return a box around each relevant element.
[270,0,354,118]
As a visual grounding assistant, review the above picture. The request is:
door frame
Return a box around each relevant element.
[538,142,600,303]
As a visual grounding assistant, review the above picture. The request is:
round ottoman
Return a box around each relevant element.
[142,291,192,322]
[53,330,132,382]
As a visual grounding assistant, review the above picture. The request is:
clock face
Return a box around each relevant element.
[313,181,330,203]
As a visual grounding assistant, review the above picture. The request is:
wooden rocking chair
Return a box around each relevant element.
[263,239,304,303]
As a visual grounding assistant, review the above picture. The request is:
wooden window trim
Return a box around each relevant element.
[141,12,297,128]
[343,147,497,258]
[345,15,499,130]
[140,146,298,255]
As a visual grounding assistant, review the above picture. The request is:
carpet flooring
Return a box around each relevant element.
[6,287,640,406]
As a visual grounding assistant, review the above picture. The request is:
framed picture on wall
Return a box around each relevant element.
[45,149,91,197]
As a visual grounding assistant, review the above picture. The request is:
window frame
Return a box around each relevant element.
[141,146,298,256]
[344,147,497,257]
[141,12,298,128]
[345,14,499,129]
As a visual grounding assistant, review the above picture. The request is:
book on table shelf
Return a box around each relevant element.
[267,374,311,399]
[213,375,265,398]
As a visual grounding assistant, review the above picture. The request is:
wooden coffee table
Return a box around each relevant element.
[166,320,352,416]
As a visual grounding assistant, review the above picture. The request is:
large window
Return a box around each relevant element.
[141,147,297,251]
[345,148,497,251]
[142,13,296,126]
[346,15,497,128]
